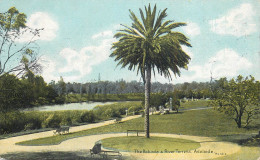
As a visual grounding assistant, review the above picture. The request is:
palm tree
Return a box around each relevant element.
[110,4,191,138]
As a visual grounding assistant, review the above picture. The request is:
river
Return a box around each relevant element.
[23,101,117,111]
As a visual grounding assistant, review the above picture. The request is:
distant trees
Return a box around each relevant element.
[0,7,41,77]
[50,80,214,101]
[211,75,260,128]
[0,72,59,113]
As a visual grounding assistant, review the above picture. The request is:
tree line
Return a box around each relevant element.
[50,78,214,99]
[0,72,62,113]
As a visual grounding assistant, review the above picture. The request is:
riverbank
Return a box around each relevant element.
[0,101,143,135]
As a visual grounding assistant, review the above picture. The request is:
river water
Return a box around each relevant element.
[24,101,117,111]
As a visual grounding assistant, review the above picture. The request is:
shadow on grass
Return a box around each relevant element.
[217,133,259,146]
[244,124,260,130]
[1,151,128,160]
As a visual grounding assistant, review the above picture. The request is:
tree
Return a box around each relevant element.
[0,7,42,77]
[110,4,191,138]
[211,75,260,128]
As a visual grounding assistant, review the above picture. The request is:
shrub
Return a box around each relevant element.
[60,116,72,126]
[0,111,26,134]
[37,97,48,105]
[42,114,61,128]
[24,123,34,130]
[25,116,42,130]
[80,111,95,123]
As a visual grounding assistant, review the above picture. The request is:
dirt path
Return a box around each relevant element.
[0,132,240,160]
[0,110,242,159]
[0,115,140,154]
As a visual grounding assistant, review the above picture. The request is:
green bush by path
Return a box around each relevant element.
[0,101,142,135]
[17,109,259,146]
[101,136,200,152]
[93,101,143,119]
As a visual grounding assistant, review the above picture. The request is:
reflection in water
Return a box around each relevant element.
[23,102,117,111]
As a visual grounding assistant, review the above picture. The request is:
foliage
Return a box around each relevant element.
[17,109,259,146]
[93,101,143,119]
[58,80,213,100]
[42,114,61,128]
[210,75,260,128]
[0,111,26,134]
[0,7,42,77]
[150,93,168,108]
[0,74,29,113]
[0,72,59,110]
[0,101,142,134]
[110,4,191,138]
[80,110,95,123]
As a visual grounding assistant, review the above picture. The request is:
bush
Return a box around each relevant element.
[42,114,61,128]
[55,96,65,104]
[37,97,49,105]
[80,111,95,123]
[0,111,26,134]
[104,108,120,118]
[60,116,72,126]
[24,123,34,130]
[25,116,42,130]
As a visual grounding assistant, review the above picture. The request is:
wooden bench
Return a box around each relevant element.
[53,126,70,135]
[90,143,122,160]
[127,130,144,136]
[114,117,122,123]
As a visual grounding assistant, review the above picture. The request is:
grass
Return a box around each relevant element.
[180,99,210,109]
[101,136,200,152]
[211,146,260,160]
[17,109,259,146]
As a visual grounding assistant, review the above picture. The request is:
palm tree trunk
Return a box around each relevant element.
[144,66,151,138]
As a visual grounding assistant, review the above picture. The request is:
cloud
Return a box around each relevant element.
[174,48,253,83]
[39,56,59,82]
[209,3,257,37]
[40,31,115,82]
[182,22,201,37]
[17,12,58,42]
[92,30,113,39]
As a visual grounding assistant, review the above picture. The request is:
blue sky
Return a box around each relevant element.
[1,0,259,84]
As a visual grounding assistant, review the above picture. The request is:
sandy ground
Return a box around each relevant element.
[0,114,242,160]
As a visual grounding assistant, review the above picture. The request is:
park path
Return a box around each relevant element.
[0,115,141,155]
[0,132,241,160]
[0,107,243,159]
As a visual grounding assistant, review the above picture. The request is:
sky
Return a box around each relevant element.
[0,0,259,84]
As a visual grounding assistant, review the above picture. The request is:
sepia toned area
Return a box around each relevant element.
[0,0,259,160]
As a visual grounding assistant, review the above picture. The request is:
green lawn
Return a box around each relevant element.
[17,109,259,146]
[180,99,210,109]
[101,136,200,152]
[211,146,259,160]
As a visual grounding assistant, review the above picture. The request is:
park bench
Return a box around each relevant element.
[114,117,122,123]
[127,130,145,136]
[90,143,122,160]
[53,126,70,135]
